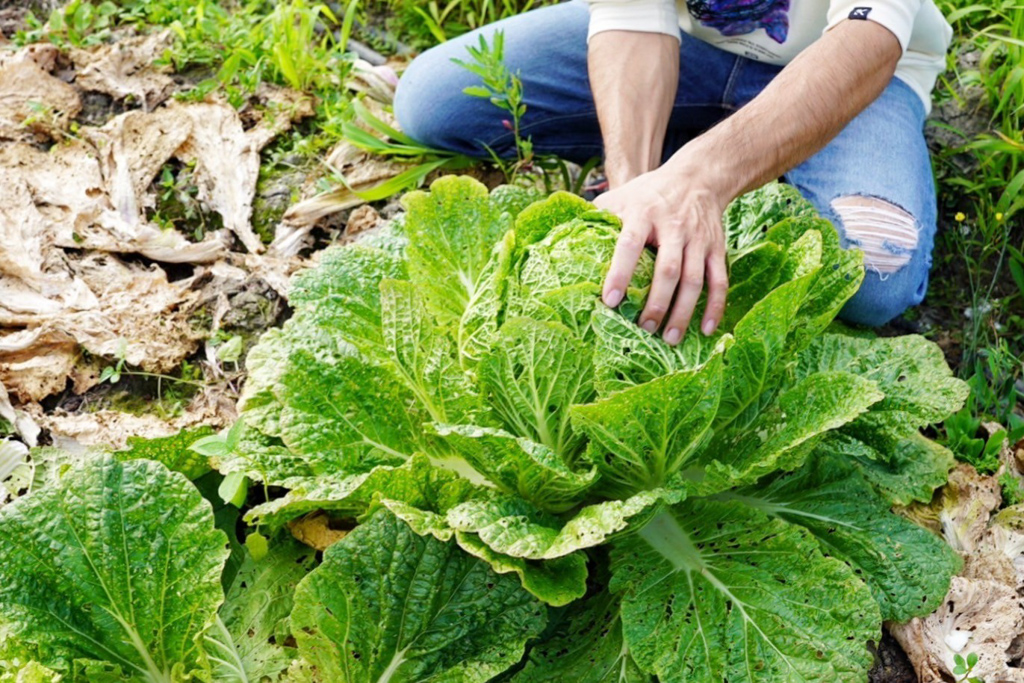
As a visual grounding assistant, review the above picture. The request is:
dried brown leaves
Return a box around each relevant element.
[279,100,408,232]
[893,426,1024,682]
[70,30,176,110]
[0,38,312,428]
[288,512,350,552]
[0,44,80,142]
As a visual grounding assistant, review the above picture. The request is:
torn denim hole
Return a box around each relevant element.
[831,195,919,281]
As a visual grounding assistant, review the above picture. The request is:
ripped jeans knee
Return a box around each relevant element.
[830,195,930,327]
[830,196,919,279]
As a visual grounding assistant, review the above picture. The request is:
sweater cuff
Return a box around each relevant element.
[586,1,681,41]
[825,0,921,52]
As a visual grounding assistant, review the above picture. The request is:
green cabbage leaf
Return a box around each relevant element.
[0,456,228,682]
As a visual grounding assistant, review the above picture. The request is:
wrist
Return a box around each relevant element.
[604,149,661,189]
[655,154,735,215]
[662,134,755,208]
[606,163,640,189]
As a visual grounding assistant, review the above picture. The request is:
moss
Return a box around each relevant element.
[97,364,204,420]
[252,162,311,245]
[188,305,213,337]
[252,190,288,246]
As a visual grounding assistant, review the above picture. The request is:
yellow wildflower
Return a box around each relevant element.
[955,212,966,222]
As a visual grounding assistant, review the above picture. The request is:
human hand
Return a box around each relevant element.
[595,168,729,345]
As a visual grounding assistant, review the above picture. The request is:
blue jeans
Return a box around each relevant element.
[394,1,938,326]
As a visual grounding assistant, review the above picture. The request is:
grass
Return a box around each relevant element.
[22,0,361,137]
[928,0,1023,458]
[360,0,553,48]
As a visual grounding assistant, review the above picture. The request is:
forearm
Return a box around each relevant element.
[664,19,902,205]
[588,31,679,188]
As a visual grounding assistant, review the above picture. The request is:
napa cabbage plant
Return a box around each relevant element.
[227,176,966,681]
[0,176,968,683]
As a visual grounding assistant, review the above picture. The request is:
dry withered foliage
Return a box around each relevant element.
[893,426,1024,682]
[0,43,80,142]
[278,100,409,237]
[344,204,383,239]
[70,30,176,110]
[346,58,399,104]
[0,37,313,443]
[0,380,40,447]
[288,512,351,552]
[26,384,237,452]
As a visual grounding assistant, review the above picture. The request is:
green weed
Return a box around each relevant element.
[99,339,209,412]
[942,341,1024,472]
[19,0,118,47]
[454,31,600,192]
[930,0,1023,461]
[931,0,1023,368]
[953,651,984,683]
[335,98,475,198]
[999,470,1024,505]
[454,31,532,182]
[149,161,223,241]
[363,0,552,49]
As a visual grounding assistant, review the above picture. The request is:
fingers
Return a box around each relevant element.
[597,182,729,343]
[702,247,729,336]
[602,217,649,308]
[639,233,684,333]
[662,244,706,345]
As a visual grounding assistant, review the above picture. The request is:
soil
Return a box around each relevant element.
[0,7,28,38]
[76,90,128,127]
[0,0,57,15]
[925,48,990,178]
[869,631,919,683]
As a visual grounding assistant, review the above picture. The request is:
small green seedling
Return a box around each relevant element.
[953,651,983,683]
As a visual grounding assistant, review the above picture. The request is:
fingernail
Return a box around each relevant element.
[702,319,717,336]
[605,289,623,307]
[641,320,657,333]
[665,328,681,345]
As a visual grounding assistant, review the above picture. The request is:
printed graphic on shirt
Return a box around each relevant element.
[849,6,872,19]
[685,0,791,44]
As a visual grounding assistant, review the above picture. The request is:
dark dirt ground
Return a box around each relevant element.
[869,632,919,683]
[0,0,58,12]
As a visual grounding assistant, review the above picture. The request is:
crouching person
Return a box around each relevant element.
[395,0,951,340]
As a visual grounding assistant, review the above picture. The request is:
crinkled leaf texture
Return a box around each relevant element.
[244,453,483,529]
[478,317,595,461]
[205,539,316,683]
[211,176,968,682]
[851,432,957,506]
[725,452,961,621]
[3,662,61,682]
[610,501,880,682]
[723,182,818,252]
[290,509,548,682]
[381,500,590,607]
[0,455,228,682]
[512,590,651,683]
[402,175,513,327]
[115,426,216,481]
[794,332,970,457]
[429,424,596,514]
[572,354,724,497]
